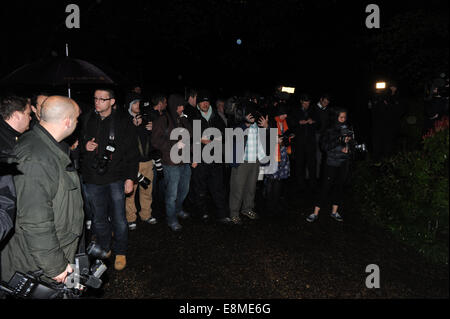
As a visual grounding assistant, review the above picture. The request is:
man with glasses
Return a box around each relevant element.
[79,88,139,271]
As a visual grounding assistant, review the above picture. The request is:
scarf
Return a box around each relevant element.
[275,116,291,162]
[197,105,213,122]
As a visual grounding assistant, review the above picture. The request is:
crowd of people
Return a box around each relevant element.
[1,81,430,291]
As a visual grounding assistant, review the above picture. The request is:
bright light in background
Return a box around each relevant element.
[376,82,386,89]
[236,39,242,45]
[281,86,295,94]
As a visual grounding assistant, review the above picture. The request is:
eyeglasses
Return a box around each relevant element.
[94,97,112,103]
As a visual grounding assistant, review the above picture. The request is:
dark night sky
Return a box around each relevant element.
[0,0,448,103]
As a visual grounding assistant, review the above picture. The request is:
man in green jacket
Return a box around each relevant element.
[1,96,83,284]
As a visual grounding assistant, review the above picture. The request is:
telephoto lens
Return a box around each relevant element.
[86,242,109,259]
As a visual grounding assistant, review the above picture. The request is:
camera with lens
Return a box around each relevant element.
[91,142,115,175]
[279,130,295,147]
[137,172,151,189]
[137,101,157,126]
[0,242,107,299]
[339,125,367,153]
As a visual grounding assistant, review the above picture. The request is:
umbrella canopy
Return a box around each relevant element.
[0,57,115,85]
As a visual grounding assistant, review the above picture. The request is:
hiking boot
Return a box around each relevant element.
[143,217,157,225]
[306,213,319,223]
[231,216,243,225]
[330,212,343,222]
[177,210,190,220]
[169,223,182,232]
[241,210,259,220]
[128,221,137,231]
[114,255,127,271]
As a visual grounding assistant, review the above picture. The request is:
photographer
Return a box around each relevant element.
[1,96,83,284]
[125,93,158,230]
[263,103,292,216]
[306,108,352,223]
[79,89,139,271]
[151,94,193,232]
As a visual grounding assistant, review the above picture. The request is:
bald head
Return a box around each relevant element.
[40,96,79,123]
[39,96,80,142]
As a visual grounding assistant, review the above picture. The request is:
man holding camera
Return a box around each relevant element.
[1,96,84,284]
[80,89,139,271]
[125,92,158,230]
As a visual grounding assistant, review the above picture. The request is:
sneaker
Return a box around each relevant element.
[177,210,190,220]
[241,210,259,220]
[330,212,343,222]
[169,223,182,232]
[306,213,319,223]
[85,220,92,230]
[217,217,232,224]
[114,255,127,271]
[143,217,157,225]
[128,222,137,231]
[230,216,243,225]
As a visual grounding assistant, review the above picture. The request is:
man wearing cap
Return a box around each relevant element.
[125,92,158,231]
[190,91,231,223]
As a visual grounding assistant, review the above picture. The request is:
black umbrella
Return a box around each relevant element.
[0,57,115,86]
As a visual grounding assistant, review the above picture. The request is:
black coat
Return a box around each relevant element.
[0,119,19,152]
[320,123,351,167]
[79,109,139,185]
[288,106,318,145]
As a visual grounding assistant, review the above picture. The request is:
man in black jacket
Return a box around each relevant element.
[314,94,331,179]
[0,96,32,151]
[288,94,319,192]
[190,91,231,223]
[79,88,139,271]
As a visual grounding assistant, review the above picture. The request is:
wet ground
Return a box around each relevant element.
[90,182,448,299]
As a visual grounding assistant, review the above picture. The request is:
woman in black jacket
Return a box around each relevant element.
[306,108,351,223]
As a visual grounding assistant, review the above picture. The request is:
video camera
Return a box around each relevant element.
[137,101,158,126]
[0,242,107,299]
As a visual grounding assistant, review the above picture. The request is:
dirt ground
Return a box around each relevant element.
[86,181,449,299]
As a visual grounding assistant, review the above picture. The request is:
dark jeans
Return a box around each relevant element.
[163,164,191,226]
[316,162,349,208]
[191,163,228,219]
[83,181,128,255]
[295,141,317,189]
[151,166,166,220]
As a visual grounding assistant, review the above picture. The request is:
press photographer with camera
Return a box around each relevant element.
[306,108,355,223]
[1,96,84,285]
[80,89,139,271]
[263,103,293,216]
[125,92,158,230]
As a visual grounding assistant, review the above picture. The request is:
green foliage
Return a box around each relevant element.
[352,119,449,265]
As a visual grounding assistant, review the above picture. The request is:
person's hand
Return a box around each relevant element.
[85,138,98,152]
[177,141,186,149]
[201,136,211,144]
[124,179,134,195]
[245,114,255,123]
[344,136,351,143]
[191,162,198,168]
[52,264,73,283]
[145,121,153,131]
[342,146,349,153]
[299,120,308,125]
[258,115,269,128]
[307,118,315,124]
[279,137,285,145]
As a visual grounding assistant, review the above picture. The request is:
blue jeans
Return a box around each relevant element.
[163,164,191,226]
[83,181,128,255]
